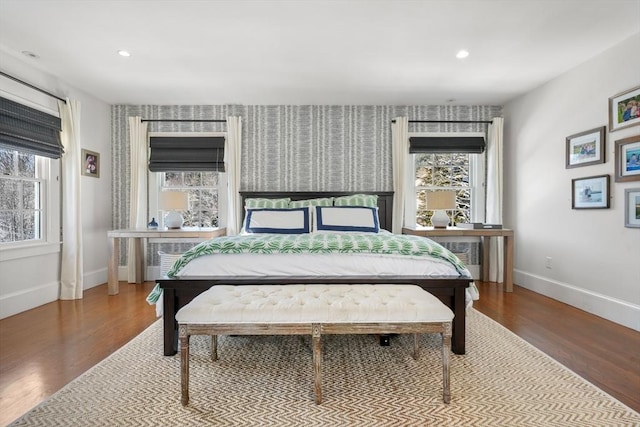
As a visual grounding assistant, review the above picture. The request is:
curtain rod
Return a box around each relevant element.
[0,71,67,104]
[141,119,226,123]
[392,119,493,124]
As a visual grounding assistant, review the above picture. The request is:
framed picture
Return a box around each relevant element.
[81,149,100,178]
[625,188,640,228]
[624,188,640,228]
[614,135,640,182]
[565,126,605,168]
[571,174,610,209]
[609,86,640,132]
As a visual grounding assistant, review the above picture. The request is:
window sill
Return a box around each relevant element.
[0,241,62,262]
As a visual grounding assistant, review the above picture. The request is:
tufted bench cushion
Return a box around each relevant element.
[176,284,453,406]
[176,284,454,324]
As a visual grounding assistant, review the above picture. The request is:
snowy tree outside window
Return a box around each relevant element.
[0,148,43,243]
[415,153,472,227]
[160,171,219,227]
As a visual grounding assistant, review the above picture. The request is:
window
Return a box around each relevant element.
[0,148,44,243]
[147,132,227,229]
[414,152,484,227]
[159,171,220,227]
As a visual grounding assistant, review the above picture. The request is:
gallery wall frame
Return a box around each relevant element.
[565,126,605,168]
[609,86,640,132]
[81,149,100,178]
[571,174,610,209]
[614,135,640,182]
[624,188,640,228]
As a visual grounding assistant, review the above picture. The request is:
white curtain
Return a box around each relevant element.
[486,117,504,282]
[391,117,409,234]
[225,116,242,235]
[128,117,148,282]
[58,99,83,300]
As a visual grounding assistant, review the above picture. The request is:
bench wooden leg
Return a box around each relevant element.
[210,335,218,361]
[442,322,452,404]
[179,326,190,406]
[312,324,322,404]
[412,333,420,360]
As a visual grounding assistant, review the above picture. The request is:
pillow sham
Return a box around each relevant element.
[244,207,310,234]
[244,197,291,209]
[289,197,334,208]
[314,206,379,233]
[333,194,378,208]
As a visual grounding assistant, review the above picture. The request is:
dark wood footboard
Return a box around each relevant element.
[160,276,470,356]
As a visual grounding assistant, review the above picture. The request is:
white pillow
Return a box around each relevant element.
[314,206,380,233]
[244,207,310,234]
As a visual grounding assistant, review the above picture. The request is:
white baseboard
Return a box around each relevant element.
[0,281,58,320]
[514,270,640,332]
[0,268,110,320]
[83,267,108,290]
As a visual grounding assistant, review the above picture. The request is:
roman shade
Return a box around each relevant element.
[409,135,485,154]
[149,136,225,172]
[0,96,63,158]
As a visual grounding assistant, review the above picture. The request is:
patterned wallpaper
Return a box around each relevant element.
[111,104,502,267]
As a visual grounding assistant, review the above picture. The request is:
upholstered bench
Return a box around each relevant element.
[176,284,454,405]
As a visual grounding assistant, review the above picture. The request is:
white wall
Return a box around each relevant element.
[503,33,640,331]
[0,50,112,319]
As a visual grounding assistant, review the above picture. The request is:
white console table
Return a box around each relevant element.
[107,227,226,295]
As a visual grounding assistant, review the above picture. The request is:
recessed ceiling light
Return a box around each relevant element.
[117,50,131,57]
[456,50,469,59]
[21,50,39,59]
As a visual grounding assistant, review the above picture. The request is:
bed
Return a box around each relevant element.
[157,191,474,356]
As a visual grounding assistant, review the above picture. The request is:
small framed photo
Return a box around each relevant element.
[571,174,610,209]
[565,126,605,168]
[614,135,640,182]
[81,149,100,178]
[609,86,640,132]
[625,188,640,228]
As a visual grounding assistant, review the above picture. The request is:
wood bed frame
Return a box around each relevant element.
[158,191,472,356]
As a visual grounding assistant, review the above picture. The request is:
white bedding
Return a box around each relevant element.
[175,252,460,278]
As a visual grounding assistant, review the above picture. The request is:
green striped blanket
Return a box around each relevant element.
[146,233,471,305]
[170,232,470,277]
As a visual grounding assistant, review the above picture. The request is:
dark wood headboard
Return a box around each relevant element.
[239,191,394,232]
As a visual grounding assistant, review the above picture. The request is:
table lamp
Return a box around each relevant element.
[427,190,456,228]
[159,191,188,229]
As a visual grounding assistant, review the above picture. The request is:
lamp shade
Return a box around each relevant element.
[426,191,456,210]
[159,191,188,211]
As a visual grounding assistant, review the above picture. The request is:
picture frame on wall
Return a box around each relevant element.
[571,174,610,209]
[614,135,640,182]
[624,188,640,228]
[608,86,640,132]
[565,126,605,168]
[81,149,100,178]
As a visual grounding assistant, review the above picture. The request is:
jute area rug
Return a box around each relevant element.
[9,309,639,426]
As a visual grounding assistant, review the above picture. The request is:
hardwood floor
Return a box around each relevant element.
[0,282,158,426]
[0,281,638,425]
[473,281,640,413]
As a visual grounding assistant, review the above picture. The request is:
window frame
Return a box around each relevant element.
[147,132,227,229]
[407,132,486,227]
[0,152,61,259]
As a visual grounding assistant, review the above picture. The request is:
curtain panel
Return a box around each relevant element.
[486,117,504,282]
[391,117,409,234]
[58,98,83,300]
[225,116,242,235]
[128,117,148,282]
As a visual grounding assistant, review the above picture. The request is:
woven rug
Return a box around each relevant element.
[9,309,639,426]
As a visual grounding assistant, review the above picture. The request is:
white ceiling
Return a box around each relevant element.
[1,0,639,106]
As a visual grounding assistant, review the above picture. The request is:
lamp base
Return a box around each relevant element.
[431,209,450,229]
[164,211,184,229]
